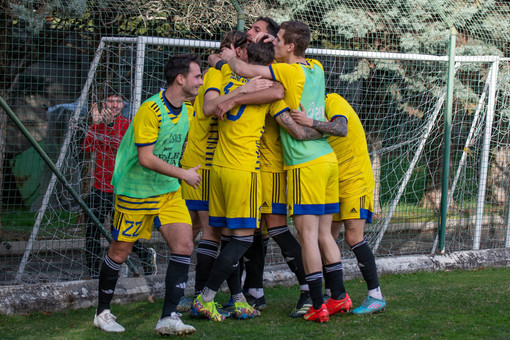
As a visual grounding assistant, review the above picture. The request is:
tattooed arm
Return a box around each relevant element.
[275,110,323,141]
[290,104,348,137]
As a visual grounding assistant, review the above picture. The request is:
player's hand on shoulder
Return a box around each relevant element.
[214,99,236,120]
[241,76,274,94]
[219,44,236,62]
[208,53,221,68]
[184,165,201,189]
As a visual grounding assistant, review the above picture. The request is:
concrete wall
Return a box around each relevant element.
[1,248,509,315]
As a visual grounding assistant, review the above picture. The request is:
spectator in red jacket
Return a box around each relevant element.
[82,93,156,278]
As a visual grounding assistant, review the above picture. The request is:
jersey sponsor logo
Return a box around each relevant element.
[306,101,326,121]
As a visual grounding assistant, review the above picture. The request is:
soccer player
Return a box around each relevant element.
[247,16,279,42]
[290,93,386,315]
[193,38,322,322]
[178,31,275,314]
[219,21,344,323]
[93,54,202,335]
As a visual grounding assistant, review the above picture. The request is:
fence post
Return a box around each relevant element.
[230,0,245,31]
[438,26,457,253]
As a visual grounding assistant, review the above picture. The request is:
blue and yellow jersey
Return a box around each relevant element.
[269,58,333,168]
[184,99,194,124]
[112,91,188,198]
[180,67,222,169]
[213,64,287,172]
[133,91,185,146]
[325,93,375,200]
[259,113,283,172]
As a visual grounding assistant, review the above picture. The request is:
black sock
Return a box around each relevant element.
[243,232,265,291]
[268,225,307,285]
[161,254,190,318]
[97,254,121,314]
[194,239,219,296]
[220,235,242,296]
[206,235,253,292]
[305,272,324,310]
[263,236,269,258]
[323,262,346,300]
[352,240,380,290]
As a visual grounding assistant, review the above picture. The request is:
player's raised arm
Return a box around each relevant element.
[220,44,273,79]
[290,104,348,137]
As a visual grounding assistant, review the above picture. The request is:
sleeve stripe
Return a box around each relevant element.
[331,114,347,123]
[135,141,157,146]
[269,65,277,81]
[273,107,290,119]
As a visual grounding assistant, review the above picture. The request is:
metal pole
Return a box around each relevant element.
[438,26,457,253]
[230,0,245,31]
[473,59,499,250]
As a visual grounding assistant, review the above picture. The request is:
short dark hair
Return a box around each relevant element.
[254,17,279,36]
[279,21,310,57]
[164,54,201,86]
[219,30,248,51]
[247,40,274,66]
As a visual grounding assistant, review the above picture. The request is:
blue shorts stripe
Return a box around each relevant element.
[209,216,227,227]
[325,203,340,214]
[117,204,159,211]
[361,208,373,223]
[226,217,258,229]
[272,203,287,215]
[185,199,209,211]
[293,203,339,215]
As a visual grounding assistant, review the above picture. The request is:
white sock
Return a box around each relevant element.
[201,287,217,302]
[248,288,264,298]
[368,286,383,300]
[299,284,309,291]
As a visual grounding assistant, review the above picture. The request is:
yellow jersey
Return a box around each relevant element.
[269,58,333,168]
[214,64,287,172]
[180,67,222,168]
[325,93,375,200]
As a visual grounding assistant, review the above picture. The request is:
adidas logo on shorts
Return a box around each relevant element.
[261,202,269,208]
[350,208,358,213]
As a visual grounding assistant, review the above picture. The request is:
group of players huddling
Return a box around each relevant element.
[91,17,386,336]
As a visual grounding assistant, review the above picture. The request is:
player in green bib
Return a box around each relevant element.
[93,54,202,336]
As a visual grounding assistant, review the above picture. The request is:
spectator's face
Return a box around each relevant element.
[247,20,269,41]
[104,95,124,116]
[182,62,203,98]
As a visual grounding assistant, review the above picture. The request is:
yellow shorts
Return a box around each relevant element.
[209,165,261,229]
[287,161,339,216]
[260,170,287,215]
[182,167,210,211]
[112,187,191,242]
[333,192,374,222]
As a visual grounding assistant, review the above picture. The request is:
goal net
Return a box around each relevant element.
[7,35,509,285]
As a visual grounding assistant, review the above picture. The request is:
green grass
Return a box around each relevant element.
[1,267,509,339]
